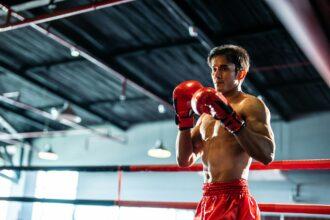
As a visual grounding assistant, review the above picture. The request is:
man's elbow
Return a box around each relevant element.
[261,152,275,165]
[260,141,275,165]
[177,157,193,167]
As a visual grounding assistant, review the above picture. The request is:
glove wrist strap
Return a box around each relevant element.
[175,115,194,130]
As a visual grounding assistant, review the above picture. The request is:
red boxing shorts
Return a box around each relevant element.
[194,179,260,220]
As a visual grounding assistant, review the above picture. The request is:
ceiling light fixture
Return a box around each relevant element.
[158,104,165,114]
[70,47,80,57]
[148,140,171,159]
[188,26,198,37]
[38,144,58,161]
[51,102,82,123]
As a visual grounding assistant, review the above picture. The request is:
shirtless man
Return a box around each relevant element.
[173,45,275,220]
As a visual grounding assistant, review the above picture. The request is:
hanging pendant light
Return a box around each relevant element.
[148,139,171,159]
[38,144,58,161]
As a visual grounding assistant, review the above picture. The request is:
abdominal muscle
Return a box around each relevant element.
[199,116,251,183]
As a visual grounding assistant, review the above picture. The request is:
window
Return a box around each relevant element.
[31,171,78,220]
[0,176,12,220]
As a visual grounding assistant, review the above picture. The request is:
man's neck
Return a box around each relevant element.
[222,86,242,101]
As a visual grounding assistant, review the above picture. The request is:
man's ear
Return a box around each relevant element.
[237,70,247,80]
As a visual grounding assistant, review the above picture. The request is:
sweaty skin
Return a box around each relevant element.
[176,55,275,183]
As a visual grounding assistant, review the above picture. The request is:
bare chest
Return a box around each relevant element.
[200,118,227,142]
[199,103,244,142]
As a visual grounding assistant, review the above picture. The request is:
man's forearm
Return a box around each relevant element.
[176,130,195,167]
[234,127,275,165]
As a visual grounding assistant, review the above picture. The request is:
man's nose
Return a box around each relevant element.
[213,69,222,78]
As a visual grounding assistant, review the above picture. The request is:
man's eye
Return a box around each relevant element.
[219,66,228,71]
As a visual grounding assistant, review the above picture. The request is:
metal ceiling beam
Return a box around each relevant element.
[0,114,20,136]
[40,96,149,110]
[0,114,26,145]
[166,0,290,120]
[0,3,173,111]
[110,38,200,57]
[51,23,174,107]
[0,94,127,143]
[265,0,330,86]
[0,0,134,32]
[0,102,61,131]
[22,38,199,71]
[0,62,127,130]
[0,0,66,13]
[21,57,83,72]
[0,128,113,141]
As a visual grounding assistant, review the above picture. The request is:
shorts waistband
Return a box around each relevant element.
[202,178,249,196]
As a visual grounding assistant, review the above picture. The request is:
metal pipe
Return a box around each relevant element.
[0,0,134,32]
[0,95,126,143]
[265,0,330,86]
[0,2,173,110]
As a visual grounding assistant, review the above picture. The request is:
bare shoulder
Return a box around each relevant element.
[239,94,271,122]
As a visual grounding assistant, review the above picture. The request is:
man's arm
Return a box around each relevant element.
[176,115,204,167]
[234,97,275,165]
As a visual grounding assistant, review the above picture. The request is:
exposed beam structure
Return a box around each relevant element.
[0,2,173,111]
[21,57,83,72]
[0,102,61,131]
[0,94,127,143]
[0,128,114,141]
[166,0,290,120]
[0,0,135,32]
[22,38,199,71]
[39,96,149,110]
[110,38,200,57]
[0,113,27,150]
[0,0,66,15]
[0,114,21,138]
[0,62,127,130]
[43,19,173,105]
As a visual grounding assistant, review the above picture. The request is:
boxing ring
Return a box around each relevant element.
[0,159,330,215]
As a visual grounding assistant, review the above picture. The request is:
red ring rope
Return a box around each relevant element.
[1,159,329,172]
[115,201,330,214]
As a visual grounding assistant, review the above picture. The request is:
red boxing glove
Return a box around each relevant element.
[191,87,245,134]
[173,80,204,130]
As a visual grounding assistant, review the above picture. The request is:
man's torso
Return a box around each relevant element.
[198,92,255,182]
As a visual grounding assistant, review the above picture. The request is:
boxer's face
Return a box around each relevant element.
[210,55,239,94]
